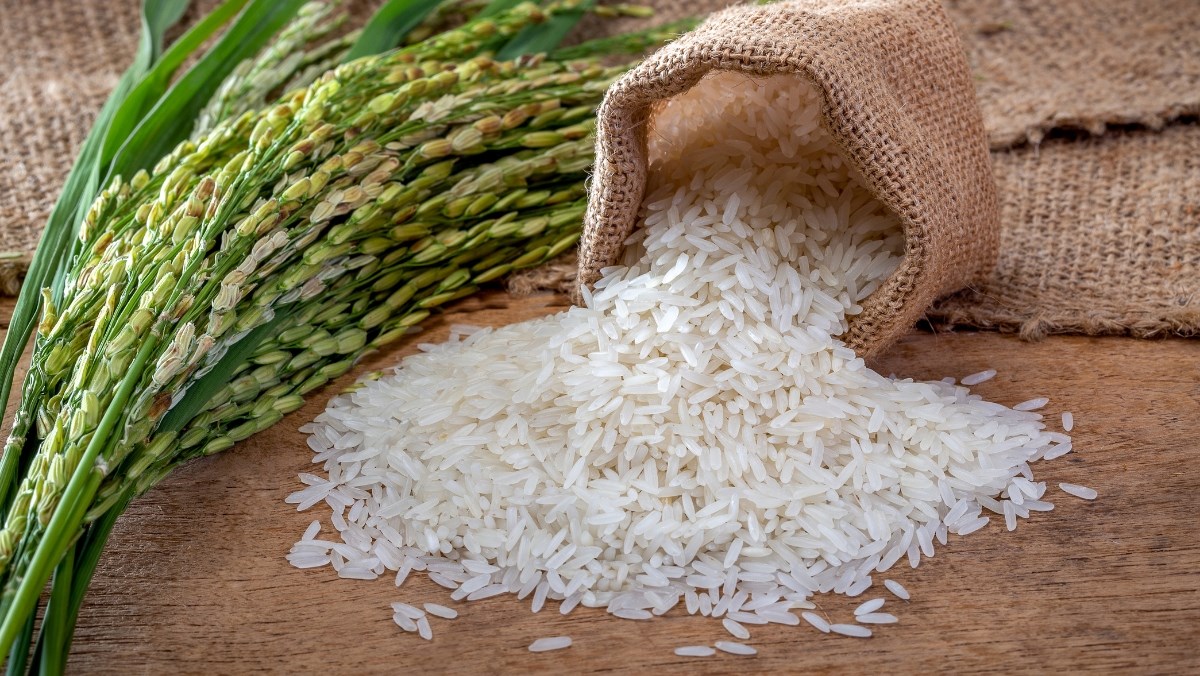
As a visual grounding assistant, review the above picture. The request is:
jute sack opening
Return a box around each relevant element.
[579,0,998,356]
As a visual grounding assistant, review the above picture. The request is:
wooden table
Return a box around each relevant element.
[3,292,1198,674]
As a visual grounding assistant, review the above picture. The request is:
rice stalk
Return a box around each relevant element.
[0,0,675,668]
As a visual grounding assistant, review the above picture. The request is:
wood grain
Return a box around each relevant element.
[2,293,1198,674]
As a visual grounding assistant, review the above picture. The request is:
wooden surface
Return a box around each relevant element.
[2,292,1198,674]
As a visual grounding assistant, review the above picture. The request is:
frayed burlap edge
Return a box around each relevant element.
[949,0,1200,151]
[931,304,1200,342]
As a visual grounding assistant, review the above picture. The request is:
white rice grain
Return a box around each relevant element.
[801,612,831,633]
[424,603,458,619]
[612,608,653,621]
[302,520,321,541]
[853,598,884,616]
[715,641,757,655]
[883,579,910,601]
[723,618,750,640]
[1014,397,1050,412]
[1059,483,1097,500]
[528,636,572,652]
[960,369,996,386]
[675,646,716,657]
[390,602,424,619]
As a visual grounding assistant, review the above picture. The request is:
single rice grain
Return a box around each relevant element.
[1059,483,1097,500]
[675,646,717,657]
[528,636,572,652]
[801,612,831,633]
[883,579,910,600]
[715,641,757,655]
[830,624,872,638]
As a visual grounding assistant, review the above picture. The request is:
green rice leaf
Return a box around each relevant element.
[141,0,192,60]
[32,553,71,676]
[108,0,312,179]
[99,0,251,174]
[495,0,596,60]
[3,613,34,676]
[342,0,442,62]
[61,495,130,658]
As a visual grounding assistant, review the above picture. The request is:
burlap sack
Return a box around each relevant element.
[579,0,999,356]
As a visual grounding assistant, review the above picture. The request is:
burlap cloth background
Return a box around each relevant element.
[2,0,1198,340]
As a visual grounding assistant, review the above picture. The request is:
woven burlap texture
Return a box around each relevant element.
[948,0,1200,149]
[930,124,1200,338]
[581,0,999,357]
[2,0,1198,343]
[0,0,140,293]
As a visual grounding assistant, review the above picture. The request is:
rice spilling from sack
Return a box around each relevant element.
[287,73,1072,637]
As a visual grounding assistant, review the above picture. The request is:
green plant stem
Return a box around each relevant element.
[36,555,72,676]
[28,491,128,676]
[63,495,131,663]
[3,614,33,676]
[0,337,156,655]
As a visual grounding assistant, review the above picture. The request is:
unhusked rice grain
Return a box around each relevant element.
[288,72,1077,647]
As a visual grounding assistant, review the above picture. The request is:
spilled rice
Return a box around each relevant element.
[287,73,1086,655]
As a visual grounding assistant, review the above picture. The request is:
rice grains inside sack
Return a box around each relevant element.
[288,73,1071,629]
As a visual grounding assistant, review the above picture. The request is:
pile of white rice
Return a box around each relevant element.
[287,73,1085,649]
